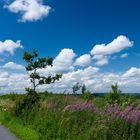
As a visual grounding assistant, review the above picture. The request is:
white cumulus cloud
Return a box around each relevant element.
[0,37,138,94]
[0,66,140,94]
[90,35,133,66]
[31,48,77,77]
[52,48,76,73]
[1,62,25,70]
[93,55,109,66]
[0,40,22,55]
[91,35,133,56]
[5,0,51,22]
[122,67,140,78]
[39,67,140,93]
[74,54,91,67]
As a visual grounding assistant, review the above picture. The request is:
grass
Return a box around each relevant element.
[0,111,39,140]
[0,93,140,140]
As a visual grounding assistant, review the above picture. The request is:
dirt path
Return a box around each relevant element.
[0,125,18,140]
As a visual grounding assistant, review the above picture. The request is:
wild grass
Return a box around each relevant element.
[0,93,140,140]
[0,111,39,140]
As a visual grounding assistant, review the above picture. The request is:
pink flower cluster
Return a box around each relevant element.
[126,104,140,122]
[63,100,94,112]
[104,104,140,122]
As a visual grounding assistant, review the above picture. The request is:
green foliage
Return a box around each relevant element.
[0,111,39,140]
[81,84,93,100]
[81,84,86,94]
[120,95,133,108]
[82,90,93,100]
[72,82,81,94]
[23,49,62,92]
[14,89,40,118]
[93,97,107,108]
[106,83,121,104]
[0,93,22,101]
[1,93,140,140]
[107,118,140,140]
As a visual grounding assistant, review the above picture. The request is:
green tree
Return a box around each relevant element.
[72,82,81,94]
[15,49,62,117]
[23,49,62,93]
[106,83,121,104]
[82,90,93,100]
[81,84,87,94]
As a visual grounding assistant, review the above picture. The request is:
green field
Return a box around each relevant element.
[0,92,140,140]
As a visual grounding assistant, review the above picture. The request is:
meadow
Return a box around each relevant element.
[0,91,140,140]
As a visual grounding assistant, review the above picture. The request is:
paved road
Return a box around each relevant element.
[0,125,18,140]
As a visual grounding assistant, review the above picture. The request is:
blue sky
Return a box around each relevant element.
[0,0,140,93]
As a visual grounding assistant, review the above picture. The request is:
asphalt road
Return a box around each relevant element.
[0,125,18,140]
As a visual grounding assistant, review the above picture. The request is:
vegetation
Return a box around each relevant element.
[0,91,140,140]
[106,83,121,104]
[23,49,62,93]
[81,90,93,100]
[81,84,87,94]
[72,82,81,94]
[15,49,62,117]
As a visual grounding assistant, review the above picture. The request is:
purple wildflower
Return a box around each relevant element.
[63,100,94,112]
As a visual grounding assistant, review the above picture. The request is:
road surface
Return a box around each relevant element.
[0,125,18,140]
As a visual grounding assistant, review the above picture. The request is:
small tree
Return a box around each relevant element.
[23,49,62,93]
[82,90,93,100]
[15,49,62,117]
[72,82,81,94]
[81,84,87,94]
[106,83,121,104]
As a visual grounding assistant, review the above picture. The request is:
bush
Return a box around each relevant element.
[14,89,40,118]
[82,91,93,100]
[120,95,133,108]
[106,83,121,104]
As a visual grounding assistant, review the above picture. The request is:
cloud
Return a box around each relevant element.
[90,35,133,66]
[120,53,129,58]
[91,35,133,56]
[0,40,22,55]
[0,66,140,94]
[32,48,77,77]
[1,62,25,70]
[5,0,51,22]
[0,72,9,79]
[122,67,140,78]
[0,37,138,94]
[52,48,76,73]
[39,67,140,93]
[32,66,100,93]
[93,55,109,66]
[74,54,91,67]
[0,72,30,93]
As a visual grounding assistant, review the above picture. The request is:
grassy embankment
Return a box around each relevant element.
[0,93,140,140]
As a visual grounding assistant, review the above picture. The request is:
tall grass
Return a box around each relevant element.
[0,111,39,140]
[0,93,140,140]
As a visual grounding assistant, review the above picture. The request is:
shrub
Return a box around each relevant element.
[14,89,40,118]
[106,83,121,104]
[81,84,86,94]
[72,82,81,94]
[120,95,134,109]
[82,91,93,100]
